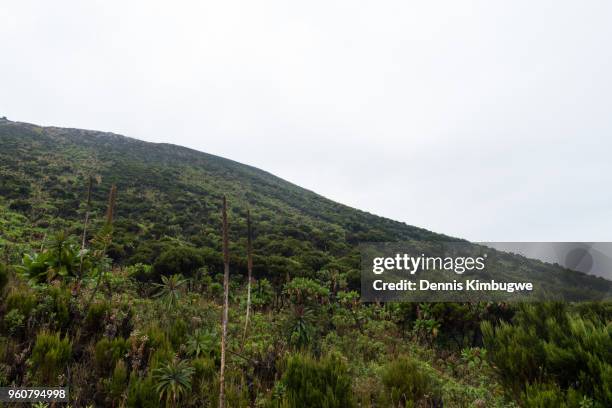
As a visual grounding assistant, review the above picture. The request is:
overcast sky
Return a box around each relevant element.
[1,1,611,242]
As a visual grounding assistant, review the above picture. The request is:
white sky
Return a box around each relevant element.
[1,1,611,241]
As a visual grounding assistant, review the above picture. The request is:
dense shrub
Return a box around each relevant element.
[252,278,275,308]
[16,234,82,283]
[145,325,172,353]
[29,331,72,385]
[153,358,195,407]
[192,356,216,387]
[168,318,189,349]
[126,373,159,408]
[573,302,612,322]
[187,329,220,363]
[8,199,32,213]
[427,303,484,348]
[208,282,223,299]
[38,286,71,329]
[126,263,156,282]
[5,290,37,318]
[84,301,110,333]
[278,354,354,408]
[130,241,172,266]
[522,382,590,408]
[145,325,174,370]
[482,302,612,405]
[94,337,129,375]
[0,264,8,293]
[153,246,205,279]
[3,309,25,336]
[284,278,329,305]
[381,355,437,407]
[107,360,128,402]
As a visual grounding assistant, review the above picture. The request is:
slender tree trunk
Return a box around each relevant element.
[219,196,230,408]
[105,184,117,225]
[243,209,253,345]
[78,176,94,286]
[84,184,116,314]
[81,176,93,250]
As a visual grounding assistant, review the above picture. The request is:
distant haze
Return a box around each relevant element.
[2,1,611,241]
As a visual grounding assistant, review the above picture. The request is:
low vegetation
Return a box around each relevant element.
[0,120,610,407]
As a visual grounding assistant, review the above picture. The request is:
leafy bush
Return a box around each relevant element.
[149,348,175,372]
[140,325,175,371]
[284,278,330,305]
[482,302,612,405]
[29,331,72,385]
[0,337,10,386]
[168,318,189,349]
[153,358,195,407]
[427,303,486,348]
[0,264,8,293]
[107,359,128,402]
[154,274,187,310]
[208,282,223,299]
[278,353,354,408]
[573,302,612,322]
[127,373,159,408]
[186,328,219,361]
[3,309,25,336]
[153,246,205,279]
[38,286,71,329]
[16,233,83,283]
[84,301,110,332]
[192,356,216,386]
[252,278,275,308]
[94,337,129,375]
[286,306,316,350]
[381,355,437,407]
[126,263,155,282]
[15,252,52,283]
[145,325,169,347]
[5,290,37,319]
[522,382,590,408]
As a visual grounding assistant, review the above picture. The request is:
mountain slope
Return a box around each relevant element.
[0,119,445,278]
[0,118,610,299]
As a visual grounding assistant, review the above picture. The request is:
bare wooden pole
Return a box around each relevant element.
[105,184,117,225]
[219,196,230,408]
[81,175,93,250]
[84,184,116,314]
[243,209,253,344]
[77,176,94,285]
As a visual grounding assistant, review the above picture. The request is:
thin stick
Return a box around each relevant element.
[84,184,116,314]
[105,184,117,225]
[243,209,253,344]
[81,175,93,250]
[219,196,230,408]
[78,176,94,283]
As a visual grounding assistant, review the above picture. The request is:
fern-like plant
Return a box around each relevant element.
[154,274,187,309]
[186,328,218,359]
[153,358,195,408]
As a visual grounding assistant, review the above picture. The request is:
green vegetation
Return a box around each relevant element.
[273,354,354,408]
[483,303,612,406]
[153,358,195,408]
[29,331,72,385]
[381,355,438,406]
[0,120,610,407]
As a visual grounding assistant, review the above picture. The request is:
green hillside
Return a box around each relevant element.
[0,119,444,277]
[1,119,609,295]
[0,118,611,407]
